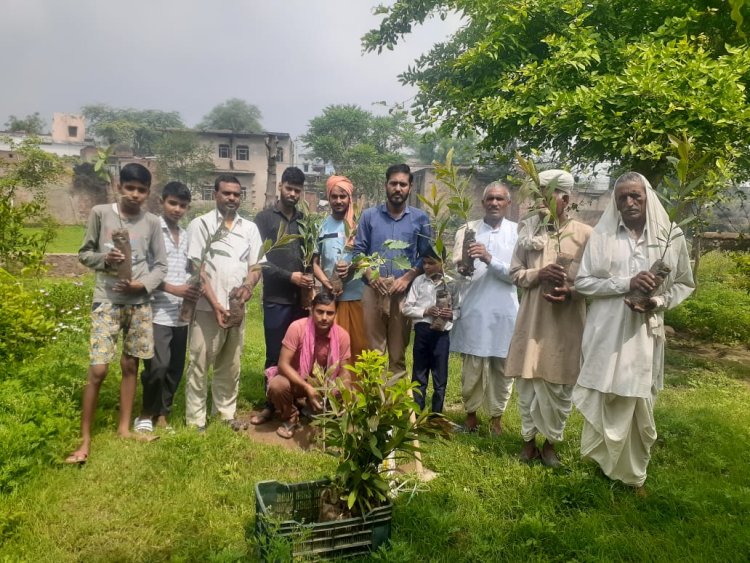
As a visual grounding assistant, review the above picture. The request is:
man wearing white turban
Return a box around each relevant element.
[506,170,592,467]
[573,172,694,492]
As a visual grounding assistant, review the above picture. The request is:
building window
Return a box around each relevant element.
[236,145,249,161]
[303,163,309,172]
[68,126,78,137]
[202,186,214,200]
[218,144,230,159]
[276,147,284,162]
[241,187,247,200]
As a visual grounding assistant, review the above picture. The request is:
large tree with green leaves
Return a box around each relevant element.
[301,104,414,199]
[4,112,45,135]
[154,131,215,192]
[198,98,263,133]
[82,104,184,156]
[363,0,750,190]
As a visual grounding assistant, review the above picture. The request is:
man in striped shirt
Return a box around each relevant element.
[135,182,199,432]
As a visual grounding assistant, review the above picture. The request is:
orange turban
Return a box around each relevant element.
[325,175,355,232]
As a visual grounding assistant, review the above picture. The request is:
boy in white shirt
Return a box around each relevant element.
[402,251,457,414]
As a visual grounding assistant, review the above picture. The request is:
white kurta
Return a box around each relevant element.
[450,219,519,358]
[574,221,694,398]
[573,181,695,486]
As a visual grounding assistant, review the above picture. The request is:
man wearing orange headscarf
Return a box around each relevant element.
[312,175,366,363]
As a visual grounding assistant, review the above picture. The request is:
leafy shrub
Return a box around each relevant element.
[0,271,56,362]
[665,251,750,344]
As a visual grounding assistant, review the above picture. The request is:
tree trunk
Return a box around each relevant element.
[265,135,278,208]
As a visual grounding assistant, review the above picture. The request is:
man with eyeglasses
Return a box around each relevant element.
[352,164,432,378]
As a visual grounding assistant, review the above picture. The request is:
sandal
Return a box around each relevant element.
[276,421,297,439]
[64,451,88,465]
[134,417,154,433]
[250,408,273,425]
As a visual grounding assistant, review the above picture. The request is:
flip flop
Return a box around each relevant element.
[134,417,154,433]
[64,451,88,465]
[276,421,297,439]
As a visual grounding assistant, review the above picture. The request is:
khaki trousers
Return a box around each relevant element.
[362,285,411,379]
[185,309,244,427]
[461,354,513,418]
[516,378,573,443]
[336,300,366,364]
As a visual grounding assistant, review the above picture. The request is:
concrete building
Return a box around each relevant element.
[194,130,295,209]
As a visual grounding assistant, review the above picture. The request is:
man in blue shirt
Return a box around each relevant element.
[352,164,431,378]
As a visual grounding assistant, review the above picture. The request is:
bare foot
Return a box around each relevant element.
[634,485,647,498]
[540,440,562,468]
[118,431,160,443]
[250,407,274,425]
[490,416,503,436]
[464,412,479,432]
[520,440,540,462]
[154,416,168,429]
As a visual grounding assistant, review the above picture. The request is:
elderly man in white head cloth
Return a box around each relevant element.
[506,170,593,467]
[572,171,694,493]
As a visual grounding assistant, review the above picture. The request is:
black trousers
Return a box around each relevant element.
[411,322,450,414]
[263,302,307,369]
[141,323,189,417]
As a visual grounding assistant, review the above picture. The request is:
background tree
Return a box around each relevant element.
[0,138,66,271]
[198,98,263,133]
[301,104,414,200]
[154,130,215,193]
[411,129,479,165]
[363,0,750,192]
[4,112,45,135]
[81,104,184,156]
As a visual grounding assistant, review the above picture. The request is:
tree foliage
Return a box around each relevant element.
[412,129,478,165]
[4,112,45,135]
[198,98,263,133]
[0,137,66,271]
[82,104,184,156]
[154,130,215,192]
[363,0,750,187]
[301,104,414,199]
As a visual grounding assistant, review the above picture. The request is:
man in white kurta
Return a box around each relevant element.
[451,182,518,434]
[506,170,592,467]
[573,172,694,490]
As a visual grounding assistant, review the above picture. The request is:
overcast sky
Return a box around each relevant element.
[1,0,460,139]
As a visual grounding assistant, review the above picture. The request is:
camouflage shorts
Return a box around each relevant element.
[89,302,154,365]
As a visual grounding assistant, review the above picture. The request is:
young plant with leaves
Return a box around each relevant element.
[351,239,411,316]
[296,202,325,308]
[439,149,476,277]
[312,350,450,518]
[516,153,577,296]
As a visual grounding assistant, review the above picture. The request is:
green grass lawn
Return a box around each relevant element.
[1,292,749,561]
[24,224,86,253]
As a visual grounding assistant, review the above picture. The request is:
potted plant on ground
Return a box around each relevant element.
[253,350,450,560]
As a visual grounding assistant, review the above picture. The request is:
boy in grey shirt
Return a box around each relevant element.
[65,163,167,464]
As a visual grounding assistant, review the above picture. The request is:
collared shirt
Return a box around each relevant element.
[254,205,305,305]
[187,210,263,312]
[316,215,364,301]
[352,204,432,278]
[151,217,190,327]
[401,273,459,331]
[450,218,519,358]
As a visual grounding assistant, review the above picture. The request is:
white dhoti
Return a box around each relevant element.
[573,385,657,487]
[517,378,573,444]
[461,354,513,418]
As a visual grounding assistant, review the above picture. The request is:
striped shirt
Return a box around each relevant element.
[151,217,190,327]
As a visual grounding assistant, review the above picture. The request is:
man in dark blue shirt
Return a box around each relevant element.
[352,163,431,378]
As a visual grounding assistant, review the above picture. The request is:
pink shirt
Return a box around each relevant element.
[281,318,351,377]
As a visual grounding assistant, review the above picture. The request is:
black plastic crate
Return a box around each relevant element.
[255,479,392,560]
